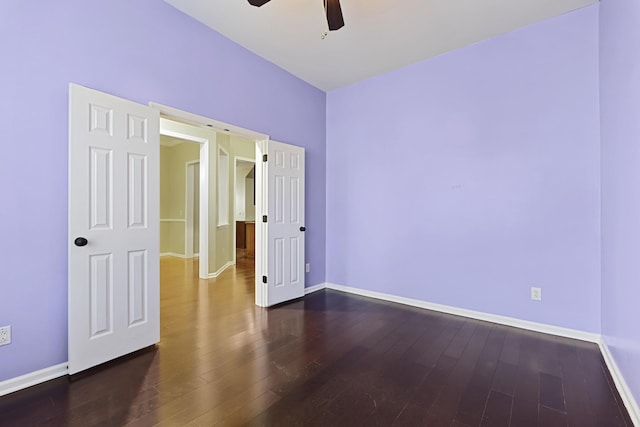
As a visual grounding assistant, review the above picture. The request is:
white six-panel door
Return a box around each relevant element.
[68,84,160,375]
[265,140,305,306]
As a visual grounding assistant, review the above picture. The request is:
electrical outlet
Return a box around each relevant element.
[0,326,11,346]
[531,287,542,301]
[305,263,310,273]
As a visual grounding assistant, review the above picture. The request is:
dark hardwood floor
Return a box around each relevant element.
[0,255,633,426]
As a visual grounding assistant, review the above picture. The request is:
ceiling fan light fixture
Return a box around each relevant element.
[324,0,345,31]
[248,0,271,6]
[246,0,345,31]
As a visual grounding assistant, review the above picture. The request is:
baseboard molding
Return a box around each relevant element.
[599,338,640,425]
[304,283,327,295]
[160,253,199,259]
[324,283,600,343]
[0,363,68,397]
[208,261,234,279]
[160,252,186,258]
[321,282,640,421]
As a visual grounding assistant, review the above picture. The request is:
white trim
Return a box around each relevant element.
[160,252,199,259]
[599,338,640,425]
[254,140,269,307]
[0,363,68,397]
[160,218,186,223]
[324,283,600,343]
[149,102,269,141]
[217,146,230,227]
[319,283,639,421]
[185,160,199,259]
[208,261,235,279]
[150,102,270,306]
[198,142,209,280]
[160,252,187,258]
[304,283,326,295]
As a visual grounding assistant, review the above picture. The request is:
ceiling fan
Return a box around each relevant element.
[247,0,345,31]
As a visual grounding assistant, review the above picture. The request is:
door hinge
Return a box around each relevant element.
[262,215,267,223]
[262,276,267,284]
[263,154,268,162]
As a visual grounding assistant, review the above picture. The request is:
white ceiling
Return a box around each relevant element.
[165,0,596,92]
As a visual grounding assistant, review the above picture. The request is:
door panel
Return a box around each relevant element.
[128,249,148,326]
[128,154,147,228]
[89,253,113,337]
[265,140,305,306]
[90,148,113,230]
[69,84,159,375]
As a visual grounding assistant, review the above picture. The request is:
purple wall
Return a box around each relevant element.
[0,0,326,381]
[326,6,601,332]
[600,0,640,410]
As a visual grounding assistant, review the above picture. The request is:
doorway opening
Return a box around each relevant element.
[152,102,305,308]
[156,109,261,288]
[234,158,256,263]
[159,136,202,261]
[159,121,210,280]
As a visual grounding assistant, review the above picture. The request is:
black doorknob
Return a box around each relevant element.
[299,227,306,232]
[74,237,88,247]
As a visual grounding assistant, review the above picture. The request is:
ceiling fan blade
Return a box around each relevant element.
[325,0,345,31]
[248,0,271,6]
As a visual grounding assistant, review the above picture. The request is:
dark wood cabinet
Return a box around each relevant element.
[245,222,255,258]
[236,221,246,249]
[236,221,255,258]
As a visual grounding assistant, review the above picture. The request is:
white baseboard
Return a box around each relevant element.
[0,363,68,397]
[160,252,186,258]
[160,253,199,259]
[325,282,639,421]
[208,261,234,279]
[599,338,640,426]
[304,283,326,295]
[324,282,600,343]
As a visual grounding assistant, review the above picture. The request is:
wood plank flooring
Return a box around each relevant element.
[0,255,633,426]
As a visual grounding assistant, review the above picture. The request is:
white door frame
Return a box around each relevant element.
[184,160,200,259]
[233,156,256,265]
[255,140,268,306]
[149,102,269,304]
[160,127,209,280]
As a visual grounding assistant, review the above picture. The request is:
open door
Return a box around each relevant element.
[68,84,160,375]
[256,140,305,307]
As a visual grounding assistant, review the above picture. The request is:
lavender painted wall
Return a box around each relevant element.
[600,0,640,409]
[326,6,601,332]
[0,0,326,382]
